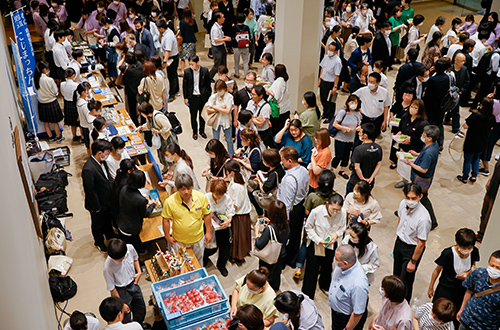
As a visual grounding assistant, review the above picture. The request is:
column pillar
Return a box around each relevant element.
[275,0,323,112]
[478,191,500,267]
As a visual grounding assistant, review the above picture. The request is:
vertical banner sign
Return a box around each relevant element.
[11,10,36,87]
[11,10,38,133]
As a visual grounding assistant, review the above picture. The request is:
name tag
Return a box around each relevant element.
[195,206,202,211]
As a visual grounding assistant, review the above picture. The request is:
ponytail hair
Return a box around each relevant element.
[274,291,304,330]
[35,61,50,90]
[74,82,91,103]
[91,116,106,141]
[166,143,193,169]
[225,159,245,184]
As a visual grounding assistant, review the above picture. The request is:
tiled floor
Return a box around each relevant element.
[58,2,492,329]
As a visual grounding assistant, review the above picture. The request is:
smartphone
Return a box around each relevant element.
[257,171,266,182]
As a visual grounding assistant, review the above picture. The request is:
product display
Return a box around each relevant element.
[163,284,222,314]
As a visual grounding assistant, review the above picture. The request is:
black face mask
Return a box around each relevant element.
[137,27,143,33]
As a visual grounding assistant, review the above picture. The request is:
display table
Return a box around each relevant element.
[144,248,201,283]
[89,73,118,107]
[113,107,149,158]
[139,164,168,242]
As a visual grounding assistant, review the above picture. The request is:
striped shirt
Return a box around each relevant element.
[415,303,454,330]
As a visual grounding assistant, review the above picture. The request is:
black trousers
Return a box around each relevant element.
[352,113,384,150]
[259,257,285,292]
[254,34,266,62]
[331,140,353,168]
[393,237,424,301]
[90,210,115,246]
[472,73,495,109]
[203,227,230,269]
[302,243,336,299]
[270,111,291,137]
[188,95,206,134]
[126,93,140,127]
[331,307,367,330]
[119,232,144,254]
[285,200,305,267]
[210,45,227,79]
[167,55,179,98]
[320,79,336,120]
[116,282,146,324]
[258,127,275,149]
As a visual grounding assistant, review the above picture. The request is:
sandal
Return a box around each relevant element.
[390,163,397,170]
[470,177,477,182]
[293,270,302,279]
[457,175,468,184]
[339,171,349,180]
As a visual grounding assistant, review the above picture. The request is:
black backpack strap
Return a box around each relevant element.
[256,101,268,117]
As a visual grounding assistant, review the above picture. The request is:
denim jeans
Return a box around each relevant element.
[463,152,482,180]
[212,125,234,155]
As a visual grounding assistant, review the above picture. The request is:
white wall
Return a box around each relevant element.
[0,21,58,329]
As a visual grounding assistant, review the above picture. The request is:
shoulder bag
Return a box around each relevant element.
[449,126,466,161]
[268,97,280,118]
[201,102,219,127]
[136,77,151,104]
[474,285,500,298]
[328,110,347,138]
[253,225,282,264]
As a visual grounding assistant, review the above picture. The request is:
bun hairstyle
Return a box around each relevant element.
[247,267,269,288]
[225,159,245,184]
[274,291,304,330]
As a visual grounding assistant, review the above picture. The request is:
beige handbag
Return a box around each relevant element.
[253,225,282,264]
[449,129,466,161]
[201,104,219,127]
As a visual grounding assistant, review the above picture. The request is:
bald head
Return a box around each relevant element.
[335,244,357,270]
[454,53,466,68]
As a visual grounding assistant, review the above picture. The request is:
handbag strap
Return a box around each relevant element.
[268,225,277,242]
[474,285,500,298]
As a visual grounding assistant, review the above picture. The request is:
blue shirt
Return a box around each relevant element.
[461,268,500,330]
[411,141,439,181]
[328,261,369,315]
[276,164,309,215]
[275,131,313,165]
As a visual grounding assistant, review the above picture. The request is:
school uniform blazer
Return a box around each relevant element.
[82,157,113,212]
[182,66,212,103]
[347,47,372,70]
[372,32,391,68]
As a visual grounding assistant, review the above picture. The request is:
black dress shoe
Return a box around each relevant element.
[218,266,229,277]
[193,133,198,140]
[95,244,107,253]
[200,132,207,139]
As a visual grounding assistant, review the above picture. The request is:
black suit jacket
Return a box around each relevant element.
[183,66,212,103]
[133,43,148,58]
[423,72,451,123]
[372,32,391,68]
[117,185,154,236]
[350,74,366,93]
[82,157,113,212]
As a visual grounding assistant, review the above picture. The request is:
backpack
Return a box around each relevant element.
[235,26,250,48]
[328,111,347,137]
[165,111,183,135]
[37,165,72,188]
[36,188,69,215]
[49,274,77,302]
[440,75,460,114]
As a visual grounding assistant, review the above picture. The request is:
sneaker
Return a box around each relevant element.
[49,136,57,143]
[95,244,107,253]
[56,136,65,143]
[479,168,490,176]
[394,180,406,188]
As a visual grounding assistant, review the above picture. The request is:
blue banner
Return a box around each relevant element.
[11,10,36,88]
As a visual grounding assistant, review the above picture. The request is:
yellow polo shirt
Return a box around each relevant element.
[161,190,211,244]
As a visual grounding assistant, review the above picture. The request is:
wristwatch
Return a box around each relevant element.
[410,258,417,264]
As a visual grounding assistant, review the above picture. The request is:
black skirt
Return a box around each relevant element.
[38,100,64,123]
[63,99,79,126]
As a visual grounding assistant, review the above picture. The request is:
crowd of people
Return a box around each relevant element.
[23,0,500,329]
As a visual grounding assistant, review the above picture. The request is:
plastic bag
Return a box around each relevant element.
[48,255,73,275]
[45,228,66,254]
[29,152,54,182]
[152,133,162,150]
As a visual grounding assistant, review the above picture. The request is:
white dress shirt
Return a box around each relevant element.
[103,244,138,291]
[353,85,391,118]
[161,28,178,57]
[207,92,234,129]
[37,73,58,103]
[470,32,486,67]
[305,204,346,247]
[396,199,431,245]
[64,315,101,330]
[342,234,380,284]
[171,158,200,191]
[53,42,70,70]
[44,29,55,51]
[228,180,252,214]
[105,321,142,330]
[246,98,271,131]
[343,193,383,225]
[60,79,78,102]
[77,98,96,129]
[69,59,82,82]
[106,152,131,180]
[193,68,200,95]
[320,53,342,82]
[426,25,440,45]
[211,22,225,46]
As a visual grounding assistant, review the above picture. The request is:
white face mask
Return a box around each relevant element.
[165,156,173,163]
[350,237,359,244]
[151,12,157,18]
[217,90,225,97]
[117,149,124,154]
[368,83,376,91]
[113,1,120,5]
[51,3,57,8]
[487,266,500,279]
[129,14,135,19]
[358,135,365,142]
[247,287,262,295]
[421,136,427,143]
[419,23,423,27]
[379,286,385,298]
[361,10,368,16]
[345,7,352,13]
[97,7,104,12]
[327,50,334,57]
[384,30,391,36]
[422,76,430,82]
[302,100,307,107]
[406,199,419,209]
[465,21,472,26]
[100,154,109,162]
[245,82,254,89]
[349,103,358,110]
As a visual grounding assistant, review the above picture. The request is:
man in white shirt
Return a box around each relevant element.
[425,16,446,45]
[63,311,101,330]
[470,30,488,67]
[353,72,391,135]
[209,12,231,78]
[52,29,70,80]
[157,18,179,102]
[277,146,309,268]
[246,85,273,148]
[99,296,142,330]
[446,31,468,62]
[319,42,342,123]
[393,183,431,301]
